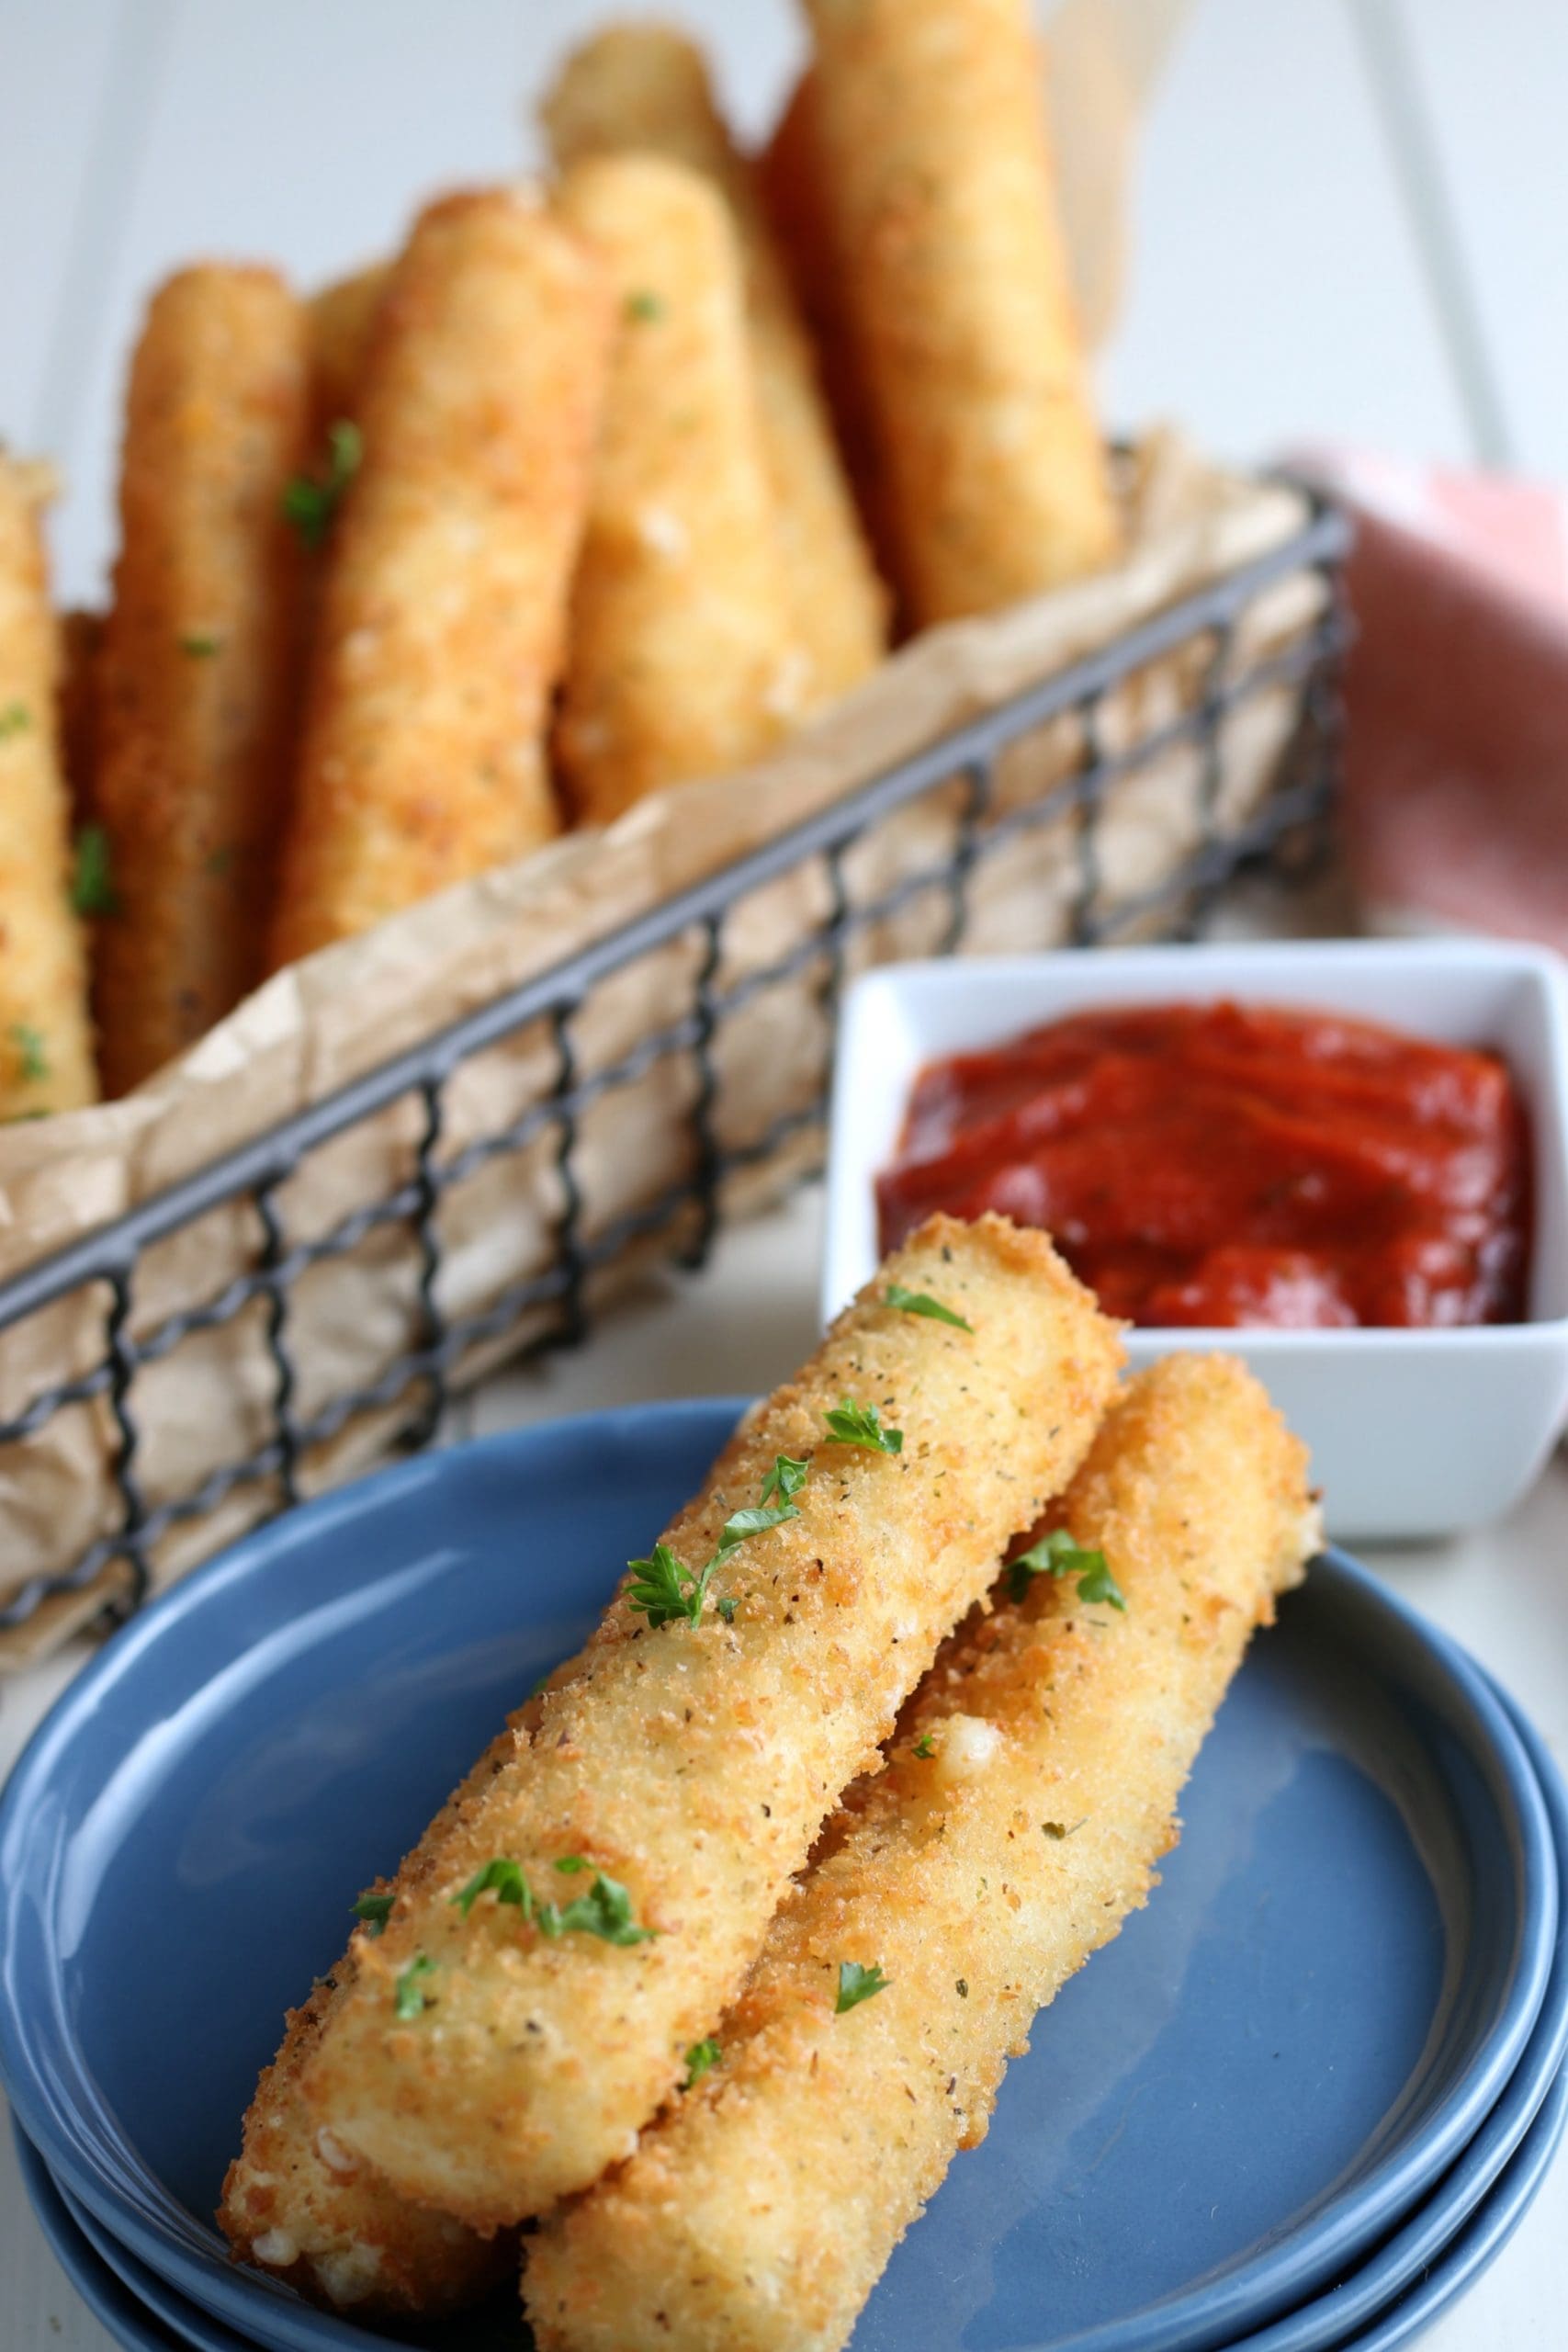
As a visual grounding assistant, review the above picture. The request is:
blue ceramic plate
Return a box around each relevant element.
[0,1402,1558,2352]
[39,1672,1568,2352]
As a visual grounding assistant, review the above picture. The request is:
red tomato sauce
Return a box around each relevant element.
[876,1001,1530,1328]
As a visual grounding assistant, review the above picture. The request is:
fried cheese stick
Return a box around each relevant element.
[220,1724,522,2315]
[552,154,803,824]
[542,27,886,703]
[758,74,899,604]
[0,458,96,1114]
[299,1213,1122,2230]
[93,265,310,1092]
[524,1356,1316,2352]
[800,0,1119,626]
[307,261,390,433]
[269,188,607,965]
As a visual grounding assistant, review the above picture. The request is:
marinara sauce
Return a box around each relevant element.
[876,1001,1529,1328]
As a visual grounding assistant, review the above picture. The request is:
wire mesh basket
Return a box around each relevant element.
[0,487,1350,1650]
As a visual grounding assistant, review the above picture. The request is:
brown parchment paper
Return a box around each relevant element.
[0,435,1326,1666]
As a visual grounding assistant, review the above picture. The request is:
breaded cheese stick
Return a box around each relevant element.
[552,154,802,824]
[801,0,1119,626]
[542,27,886,702]
[759,74,900,602]
[57,607,105,829]
[299,1214,1122,2229]
[307,261,390,433]
[0,458,96,1114]
[270,190,608,963]
[93,266,310,1091]
[524,1356,1316,2352]
[220,1724,524,2315]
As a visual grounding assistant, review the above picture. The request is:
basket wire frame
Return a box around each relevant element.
[0,497,1351,1637]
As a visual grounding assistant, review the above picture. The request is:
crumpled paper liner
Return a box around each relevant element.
[0,434,1328,1666]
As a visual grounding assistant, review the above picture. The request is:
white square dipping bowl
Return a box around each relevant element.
[823,941,1568,1541]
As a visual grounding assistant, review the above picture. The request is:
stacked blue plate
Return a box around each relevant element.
[3,1400,1565,2352]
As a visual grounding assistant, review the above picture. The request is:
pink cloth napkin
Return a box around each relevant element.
[1291,447,1568,954]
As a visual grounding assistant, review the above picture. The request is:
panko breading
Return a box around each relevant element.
[299,1214,1122,2231]
[270,188,608,964]
[93,265,310,1092]
[523,1357,1316,2352]
[552,154,804,825]
[801,0,1119,625]
[542,27,887,704]
[0,457,96,1115]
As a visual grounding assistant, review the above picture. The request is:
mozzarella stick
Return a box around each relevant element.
[759,74,900,603]
[801,0,1119,626]
[542,28,886,702]
[270,190,607,964]
[307,261,389,433]
[220,1724,523,2316]
[0,458,96,1114]
[299,1213,1122,2229]
[57,607,105,829]
[91,266,310,1092]
[552,154,803,824]
[524,1356,1316,2352]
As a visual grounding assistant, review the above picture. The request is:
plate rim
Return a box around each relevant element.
[0,1399,1559,2352]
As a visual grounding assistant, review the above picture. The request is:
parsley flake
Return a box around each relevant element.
[0,700,30,740]
[913,1732,937,1759]
[626,288,665,322]
[682,2037,721,2088]
[539,1870,657,1947]
[180,631,221,658]
[885,1283,972,1332]
[626,1456,810,1629]
[716,1595,739,1626]
[626,1540,703,1630]
[394,1954,437,2018]
[454,1857,531,1918]
[554,1854,590,1874]
[9,1023,48,1083]
[352,1889,394,1937]
[282,419,362,548]
[70,823,117,915]
[824,1399,903,1456]
[836,1960,890,2014]
[1009,1530,1126,1611]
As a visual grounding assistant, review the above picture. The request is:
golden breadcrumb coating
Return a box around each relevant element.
[270,188,608,963]
[0,458,96,1114]
[801,0,1119,625]
[524,1356,1315,2352]
[543,27,887,702]
[552,154,804,823]
[93,265,310,1091]
[306,261,389,434]
[299,1214,1122,2230]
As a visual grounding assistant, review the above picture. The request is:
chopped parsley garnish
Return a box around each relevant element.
[682,2037,721,2088]
[627,1454,809,1629]
[884,1283,972,1332]
[716,1595,739,1626]
[452,1859,656,1946]
[912,1732,937,1759]
[10,1023,48,1083]
[206,844,236,878]
[394,1954,437,2018]
[282,419,362,548]
[352,1890,394,1937]
[0,700,30,740]
[626,288,665,322]
[70,823,117,915]
[1009,1529,1126,1611]
[835,1960,890,2014]
[180,630,221,658]
[454,1857,530,1918]
[823,1399,903,1457]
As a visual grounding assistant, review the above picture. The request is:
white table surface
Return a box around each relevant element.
[2,2,1566,2346]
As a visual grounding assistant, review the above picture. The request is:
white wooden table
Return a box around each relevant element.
[3,3,1565,2346]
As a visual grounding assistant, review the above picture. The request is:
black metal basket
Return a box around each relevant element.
[0,491,1350,1644]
